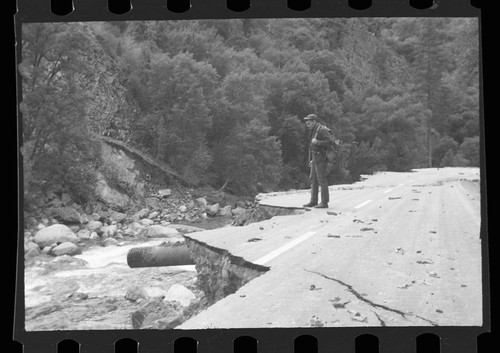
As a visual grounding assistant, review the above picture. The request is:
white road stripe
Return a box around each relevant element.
[354,200,372,209]
[384,188,394,194]
[254,231,317,265]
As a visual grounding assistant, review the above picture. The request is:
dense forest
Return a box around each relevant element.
[19,18,480,202]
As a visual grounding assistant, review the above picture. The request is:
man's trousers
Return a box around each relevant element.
[309,151,329,204]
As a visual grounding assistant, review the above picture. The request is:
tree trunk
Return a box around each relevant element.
[217,179,230,194]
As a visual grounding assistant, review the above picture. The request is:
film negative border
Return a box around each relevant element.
[17,0,479,22]
[12,1,490,353]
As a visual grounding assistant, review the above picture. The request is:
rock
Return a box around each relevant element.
[24,241,39,254]
[145,197,159,209]
[61,192,72,205]
[90,232,99,240]
[68,292,89,301]
[52,242,81,256]
[164,284,196,307]
[80,214,90,224]
[133,299,184,329]
[68,224,80,233]
[36,224,46,231]
[125,286,148,302]
[25,247,40,259]
[103,238,119,247]
[235,200,246,208]
[51,207,81,224]
[144,287,168,298]
[167,224,204,234]
[101,224,118,238]
[126,222,146,236]
[150,316,184,329]
[95,176,132,211]
[33,224,80,248]
[134,208,150,220]
[231,207,247,216]
[41,246,52,255]
[148,211,159,219]
[140,218,155,227]
[146,225,180,238]
[179,205,187,213]
[219,205,233,217]
[205,203,220,217]
[77,229,91,240]
[196,197,207,208]
[158,189,172,198]
[86,221,103,232]
[109,211,127,223]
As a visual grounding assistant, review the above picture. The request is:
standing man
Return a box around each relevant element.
[303,114,331,208]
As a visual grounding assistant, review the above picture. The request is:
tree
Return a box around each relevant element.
[214,118,282,195]
[20,23,99,201]
[390,18,454,167]
[147,52,218,173]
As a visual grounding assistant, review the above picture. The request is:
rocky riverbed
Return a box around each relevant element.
[22,187,262,331]
[25,239,200,331]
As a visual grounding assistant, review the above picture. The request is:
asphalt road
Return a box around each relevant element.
[179,168,483,328]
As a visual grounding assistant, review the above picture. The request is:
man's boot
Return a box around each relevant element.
[303,202,318,207]
[314,203,328,209]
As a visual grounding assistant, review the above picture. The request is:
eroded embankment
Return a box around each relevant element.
[233,204,305,226]
[184,236,269,305]
[183,205,302,310]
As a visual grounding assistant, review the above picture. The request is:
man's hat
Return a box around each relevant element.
[303,114,318,121]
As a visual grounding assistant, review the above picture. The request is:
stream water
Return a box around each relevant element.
[24,238,198,331]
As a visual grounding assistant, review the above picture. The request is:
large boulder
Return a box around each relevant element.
[77,229,91,240]
[205,203,220,217]
[25,247,40,259]
[109,211,127,223]
[219,205,233,217]
[125,286,148,302]
[101,224,118,238]
[140,219,155,227]
[102,238,118,247]
[51,207,81,225]
[196,197,207,208]
[231,207,247,216]
[33,224,80,248]
[24,242,40,258]
[52,242,81,256]
[95,177,132,211]
[133,208,150,220]
[24,241,40,254]
[86,221,103,232]
[131,298,183,329]
[146,225,180,238]
[163,284,196,307]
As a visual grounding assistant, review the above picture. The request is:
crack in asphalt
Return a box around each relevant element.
[372,310,386,327]
[304,269,438,326]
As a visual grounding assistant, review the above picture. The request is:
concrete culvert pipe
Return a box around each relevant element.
[127,242,195,268]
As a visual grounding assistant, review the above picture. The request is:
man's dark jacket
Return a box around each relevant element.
[308,124,332,161]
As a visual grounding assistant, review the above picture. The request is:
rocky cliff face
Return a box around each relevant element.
[75,23,139,142]
[339,20,410,92]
